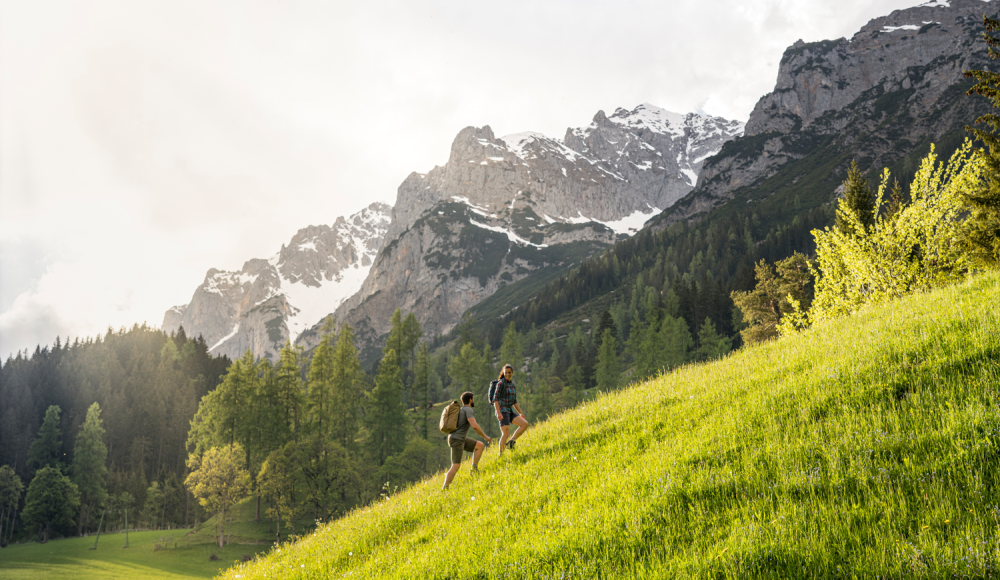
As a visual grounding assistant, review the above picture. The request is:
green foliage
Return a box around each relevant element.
[695,318,732,362]
[731,252,814,344]
[292,435,361,524]
[499,322,526,386]
[221,273,1000,580]
[27,406,63,475]
[415,343,430,440]
[330,324,363,452]
[448,342,484,396]
[963,16,1000,266]
[0,464,24,542]
[184,445,251,549]
[594,329,620,392]
[366,349,407,466]
[306,322,336,440]
[835,160,875,236]
[71,402,108,535]
[804,142,983,326]
[257,446,297,541]
[21,466,80,543]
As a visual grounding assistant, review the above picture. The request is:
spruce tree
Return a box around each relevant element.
[0,465,23,543]
[595,329,620,392]
[366,349,407,466]
[21,466,80,542]
[695,318,733,362]
[835,160,875,237]
[415,343,430,440]
[306,327,335,440]
[499,322,526,385]
[274,341,305,444]
[963,15,1000,266]
[71,402,108,536]
[27,406,63,475]
[330,324,362,452]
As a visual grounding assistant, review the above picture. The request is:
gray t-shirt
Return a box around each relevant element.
[450,405,475,440]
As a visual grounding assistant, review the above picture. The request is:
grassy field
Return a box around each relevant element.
[0,498,281,579]
[0,529,271,579]
[218,271,1000,578]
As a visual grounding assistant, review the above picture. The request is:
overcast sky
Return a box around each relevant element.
[0,0,926,360]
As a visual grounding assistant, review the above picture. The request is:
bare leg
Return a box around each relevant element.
[498,424,511,456]
[509,415,530,442]
[442,463,460,490]
[472,441,485,467]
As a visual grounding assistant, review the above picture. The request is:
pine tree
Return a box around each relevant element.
[366,349,407,466]
[963,16,1000,266]
[0,465,23,543]
[306,325,335,440]
[595,329,620,392]
[273,341,305,444]
[415,343,430,440]
[330,324,362,452]
[21,466,80,542]
[499,322,525,385]
[835,160,875,237]
[448,342,483,396]
[659,315,693,370]
[27,406,63,475]
[695,318,733,362]
[71,402,108,536]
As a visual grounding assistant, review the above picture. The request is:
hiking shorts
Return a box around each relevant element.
[448,436,477,464]
[499,411,520,427]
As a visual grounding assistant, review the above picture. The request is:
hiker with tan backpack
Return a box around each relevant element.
[439,391,492,490]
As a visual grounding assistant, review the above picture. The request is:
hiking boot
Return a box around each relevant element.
[470,465,479,475]
[508,439,516,451]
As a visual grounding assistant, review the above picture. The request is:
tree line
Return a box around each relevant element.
[0,325,230,542]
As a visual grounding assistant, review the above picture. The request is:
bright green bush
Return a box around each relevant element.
[786,141,983,331]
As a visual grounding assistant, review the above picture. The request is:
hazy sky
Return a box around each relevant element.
[0,0,926,359]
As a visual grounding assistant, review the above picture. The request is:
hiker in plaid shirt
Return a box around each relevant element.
[494,364,529,456]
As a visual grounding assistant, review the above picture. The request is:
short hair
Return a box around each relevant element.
[461,391,475,405]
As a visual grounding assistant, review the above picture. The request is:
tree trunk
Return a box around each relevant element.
[78,502,88,536]
[255,490,260,522]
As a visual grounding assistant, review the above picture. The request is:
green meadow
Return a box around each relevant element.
[0,499,278,580]
[218,271,1000,578]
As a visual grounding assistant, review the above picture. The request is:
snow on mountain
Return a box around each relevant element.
[162,202,391,361]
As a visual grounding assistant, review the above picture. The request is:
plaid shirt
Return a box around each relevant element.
[496,378,517,412]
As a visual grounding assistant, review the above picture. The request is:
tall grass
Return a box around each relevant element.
[222,272,1000,578]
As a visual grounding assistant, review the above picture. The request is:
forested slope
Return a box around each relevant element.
[0,325,230,534]
[222,271,1000,579]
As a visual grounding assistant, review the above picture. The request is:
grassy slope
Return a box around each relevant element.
[223,272,1000,579]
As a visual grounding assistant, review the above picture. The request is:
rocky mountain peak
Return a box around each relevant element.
[163,202,391,361]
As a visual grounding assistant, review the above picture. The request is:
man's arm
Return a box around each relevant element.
[467,417,491,442]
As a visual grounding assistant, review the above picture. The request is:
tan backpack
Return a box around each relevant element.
[439,400,461,434]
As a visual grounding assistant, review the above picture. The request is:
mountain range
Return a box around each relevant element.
[165,105,743,360]
[163,0,995,362]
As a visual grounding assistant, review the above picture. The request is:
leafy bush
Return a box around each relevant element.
[796,141,983,328]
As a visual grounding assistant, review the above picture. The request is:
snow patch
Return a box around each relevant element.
[210,323,240,352]
[881,24,921,32]
[468,220,548,248]
[281,263,372,342]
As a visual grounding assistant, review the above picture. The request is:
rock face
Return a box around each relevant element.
[162,203,391,361]
[659,0,995,223]
[301,104,743,355]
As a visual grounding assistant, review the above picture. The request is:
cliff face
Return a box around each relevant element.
[162,203,391,361]
[298,104,744,355]
[659,0,995,224]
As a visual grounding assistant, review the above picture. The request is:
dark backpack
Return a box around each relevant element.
[488,379,507,404]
